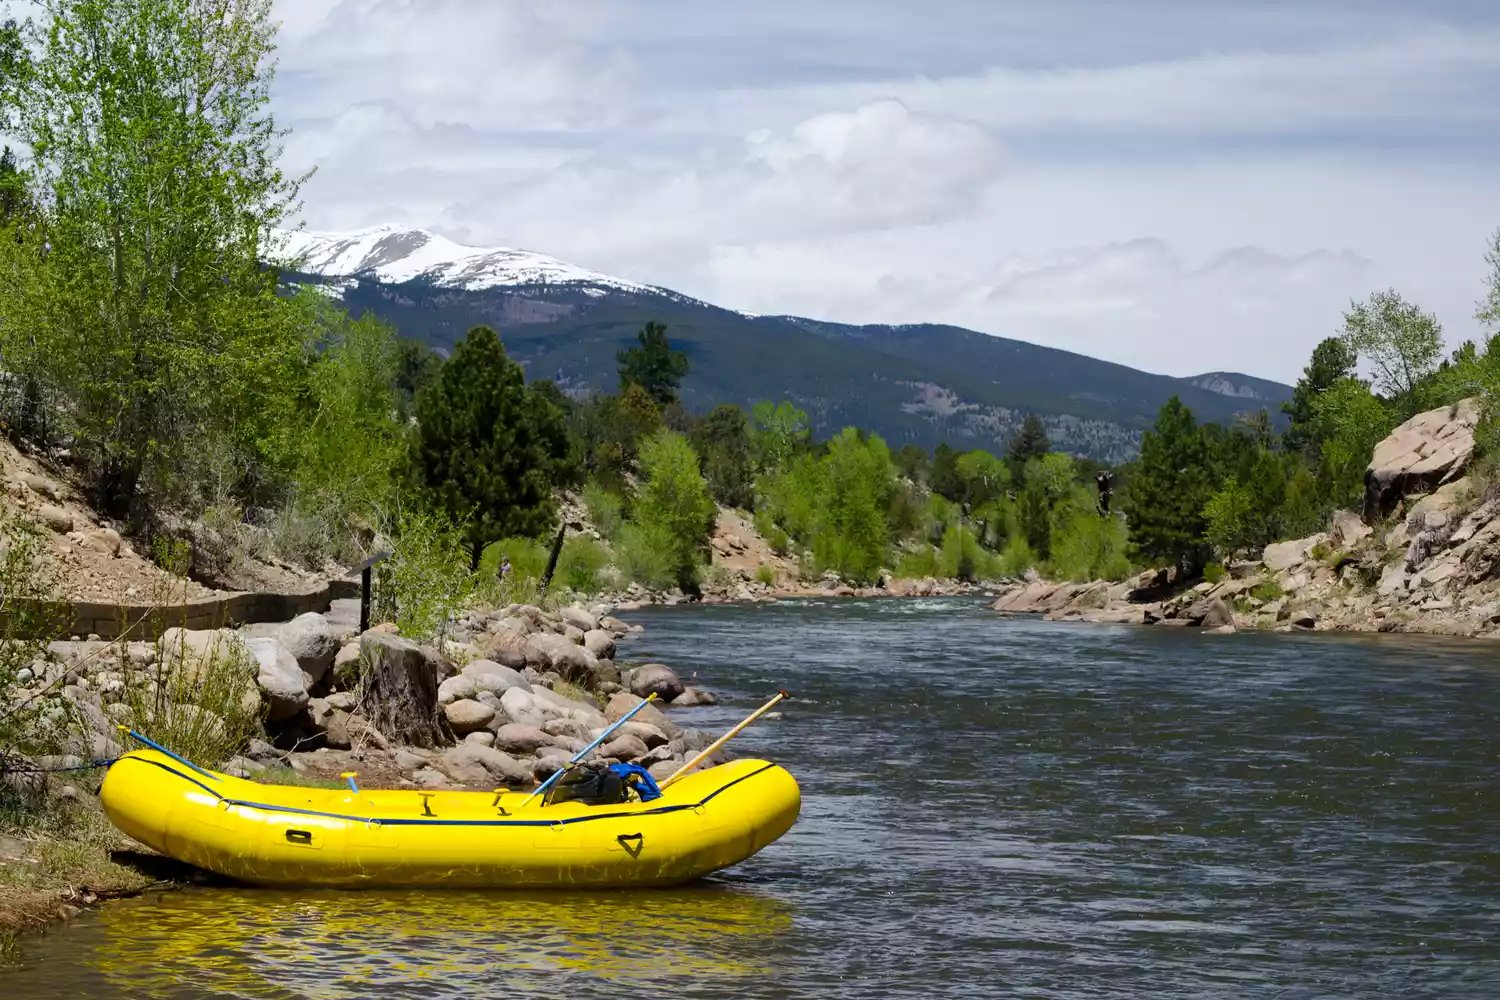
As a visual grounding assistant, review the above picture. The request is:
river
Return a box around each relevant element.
[8,598,1500,998]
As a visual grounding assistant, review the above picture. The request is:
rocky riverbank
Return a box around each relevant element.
[991,399,1500,641]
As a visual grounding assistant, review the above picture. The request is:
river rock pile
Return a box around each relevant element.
[33,600,725,790]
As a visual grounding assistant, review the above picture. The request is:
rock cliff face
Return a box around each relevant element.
[992,398,1500,639]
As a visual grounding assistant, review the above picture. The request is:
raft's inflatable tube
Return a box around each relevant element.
[99,749,801,888]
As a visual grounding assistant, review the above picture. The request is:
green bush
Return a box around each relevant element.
[895,545,940,579]
[616,522,681,591]
[1048,511,1131,582]
[556,535,612,594]
[755,564,778,587]
[581,480,624,542]
[1204,562,1228,584]
[372,503,476,643]
[997,534,1035,577]
[1250,580,1286,603]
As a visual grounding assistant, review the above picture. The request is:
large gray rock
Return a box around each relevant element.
[1262,535,1323,573]
[582,629,616,660]
[1199,596,1235,630]
[444,698,496,735]
[629,663,685,703]
[462,659,531,694]
[560,606,599,633]
[161,627,253,685]
[439,744,531,786]
[524,633,600,683]
[603,692,682,740]
[500,686,552,728]
[437,675,478,706]
[1329,509,1373,549]
[614,720,670,749]
[245,637,309,721]
[493,723,554,755]
[278,613,339,685]
[1365,398,1480,520]
[600,733,649,762]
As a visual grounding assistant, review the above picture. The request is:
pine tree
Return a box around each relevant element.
[618,321,690,407]
[689,403,754,509]
[413,326,570,569]
[1124,397,1214,575]
[1006,414,1051,482]
[1282,337,1356,457]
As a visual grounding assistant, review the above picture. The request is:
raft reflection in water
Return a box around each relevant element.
[93,886,794,998]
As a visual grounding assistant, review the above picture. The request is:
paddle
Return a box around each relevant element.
[659,690,789,791]
[518,692,659,808]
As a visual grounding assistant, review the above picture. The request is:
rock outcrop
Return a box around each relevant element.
[1364,398,1479,520]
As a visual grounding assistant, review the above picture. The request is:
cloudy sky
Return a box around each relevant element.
[270,0,1500,383]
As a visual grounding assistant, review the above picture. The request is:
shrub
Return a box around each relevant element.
[372,503,476,643]
[1250,580,1286,604]
[629,431,716,589]
[581,480,624,541]
[895,545,940,580]
[616,522,681,591]
[556,535,611,594]
[755,564,778,587]
[1204,562,1228,584]
[122,632,261,768]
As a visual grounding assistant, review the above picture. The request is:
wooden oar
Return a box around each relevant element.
[659,690,789,790]
[518,692,659,808]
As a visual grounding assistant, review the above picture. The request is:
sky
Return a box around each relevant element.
[269,0,1500,383]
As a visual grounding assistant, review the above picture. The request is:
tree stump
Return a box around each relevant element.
[356,633,449,749]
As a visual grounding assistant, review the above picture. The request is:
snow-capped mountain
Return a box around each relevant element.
[275,224,657,295]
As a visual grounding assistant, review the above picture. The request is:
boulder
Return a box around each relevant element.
[493,723,554,755]
[614,720,670,749]
[245,637,308,721]
[524,633,601,683]
[673,686,717,707]
[600,733,649,762]
[19,473,59,500]
[439,744,532,786]
[582,629,616,660]
[36,504,72,533]
[461,660,531,694]
[500,686,552,728]
[437,675,478,706]
[542,717,593,742]
[465,730,496,747]
[161,628,253,684]
[628,663,684,703]
[278,613,339,686]
[603,692,682,740]
[443,699,496,735]
[1330,509,1373,549]
[647,760,679,783]
[560,606,599,633]
[1199,597,1235,630]
[83,528,122,556]
[1262,535,1323,573]
[1365,398,1480,520]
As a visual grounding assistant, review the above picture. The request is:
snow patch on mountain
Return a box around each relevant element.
[273,224,657,294]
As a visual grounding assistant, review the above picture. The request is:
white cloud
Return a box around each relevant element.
[268,1,1500,382]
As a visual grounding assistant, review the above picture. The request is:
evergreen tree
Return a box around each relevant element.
[690,403,754,509]
[413,326,570,569]
[895,444,929,483]
[1282,337,1357,456]
[1123,397,1214,575]
[1006,414,1051,481]
[929,443,962,501]
[618,321,690,407]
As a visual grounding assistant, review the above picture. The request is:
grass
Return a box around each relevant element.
[249,765,348,790]
[1250,580,1286,604]
[755,564,777,587]
[552,679,602,708]
[0,783,179,965]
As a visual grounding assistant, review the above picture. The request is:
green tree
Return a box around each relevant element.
[628,430,716,590]
[393,337,443,417]
[618,320,689,407]
[1123,397,1214,575]
[929,442,963,501]
[1006,413,1051,481]
[1341,289,1443,416]
[1309,377,1395,511]
[749,400,811,473]
[690,403,754,509]
[1479,228,1500,334]
[1202,448,1285,560]
[7,0,309,518]
[812,428,896,584]
[895,444,929,483]
[1018,452,1074,561]
[1282,336,1357,456]
[413,326,570,569]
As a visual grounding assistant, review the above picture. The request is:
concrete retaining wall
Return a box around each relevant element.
[3,578,361,640]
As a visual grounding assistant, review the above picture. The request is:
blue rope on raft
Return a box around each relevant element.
[0,757,118,774]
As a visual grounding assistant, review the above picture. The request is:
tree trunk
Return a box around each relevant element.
[356,634,448,749]
[470,539,483,573]
[539,522,568,594]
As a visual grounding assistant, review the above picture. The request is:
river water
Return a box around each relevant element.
[8,598,1500,998]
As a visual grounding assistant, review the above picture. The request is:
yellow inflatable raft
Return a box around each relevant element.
[99,749,801,889]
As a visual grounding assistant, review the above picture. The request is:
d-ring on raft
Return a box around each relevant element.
[99,708,800,889]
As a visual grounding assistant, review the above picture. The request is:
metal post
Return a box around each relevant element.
[360,565,372,632]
